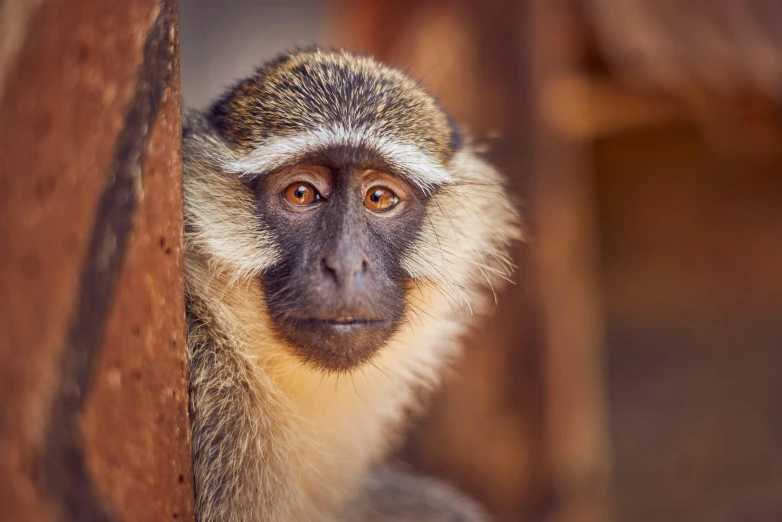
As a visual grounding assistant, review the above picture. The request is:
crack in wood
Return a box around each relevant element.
[39,2,178,520]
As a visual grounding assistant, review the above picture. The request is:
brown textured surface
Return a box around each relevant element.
[0,1,193,521]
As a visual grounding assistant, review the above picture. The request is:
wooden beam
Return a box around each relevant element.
[0,1,194,521]
[539,73,686,141]
[530,2,614,521]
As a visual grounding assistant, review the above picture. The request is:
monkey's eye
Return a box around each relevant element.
[364,186,399,213]
[283,182,320,207]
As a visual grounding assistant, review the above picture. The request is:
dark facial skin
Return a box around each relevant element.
[252,148,427,372]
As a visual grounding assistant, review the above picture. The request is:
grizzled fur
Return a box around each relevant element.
[184,48,520,522]
[209,49,461,162]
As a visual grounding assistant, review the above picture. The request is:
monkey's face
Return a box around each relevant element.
[253,150,427,372]
[184,50,520,376]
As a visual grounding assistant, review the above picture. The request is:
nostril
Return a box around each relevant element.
[320,254,368,283]
[321,257,336,275]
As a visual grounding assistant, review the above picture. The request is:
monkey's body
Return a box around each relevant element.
[184,50,519,522]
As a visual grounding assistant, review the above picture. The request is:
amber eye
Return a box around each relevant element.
[364,186,399,213]
[283,182,320,207]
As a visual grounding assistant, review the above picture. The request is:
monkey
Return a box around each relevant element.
[183,48,520,522]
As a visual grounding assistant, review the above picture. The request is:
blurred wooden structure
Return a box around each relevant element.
[334,1,782,521]
[0,1,193,521]
[1,1,780,521]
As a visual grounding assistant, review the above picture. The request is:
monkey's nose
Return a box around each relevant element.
[321,253,368,285]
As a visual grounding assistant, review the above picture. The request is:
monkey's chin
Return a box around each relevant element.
[273,317,396,373]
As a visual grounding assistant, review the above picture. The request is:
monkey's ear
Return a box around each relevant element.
[446,112,464,153]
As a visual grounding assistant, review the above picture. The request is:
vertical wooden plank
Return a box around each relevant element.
[0,1,194,521]
[530,1,614,521]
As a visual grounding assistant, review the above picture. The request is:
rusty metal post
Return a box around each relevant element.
[0,1,194,521]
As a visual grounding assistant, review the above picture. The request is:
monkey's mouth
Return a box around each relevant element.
[305,317,385,327]
[273,314,396,371]
[292,317,388,335]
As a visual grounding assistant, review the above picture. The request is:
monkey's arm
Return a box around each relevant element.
[188,313,293,522]
[342,467,490,522]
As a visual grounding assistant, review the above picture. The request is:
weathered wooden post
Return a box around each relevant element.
[0,1,194,521]
[530,2,614,521]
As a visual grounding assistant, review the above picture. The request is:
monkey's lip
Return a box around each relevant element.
[276,314,395,370]
[284,316,389,334]
[298,317,386,327]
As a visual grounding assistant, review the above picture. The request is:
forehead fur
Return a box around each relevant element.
[208,49,458,163]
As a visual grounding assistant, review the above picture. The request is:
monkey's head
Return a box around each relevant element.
[184,49,520,373]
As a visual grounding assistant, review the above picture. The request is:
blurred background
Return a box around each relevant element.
[1,1,780,521]
[183,1,782,521]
